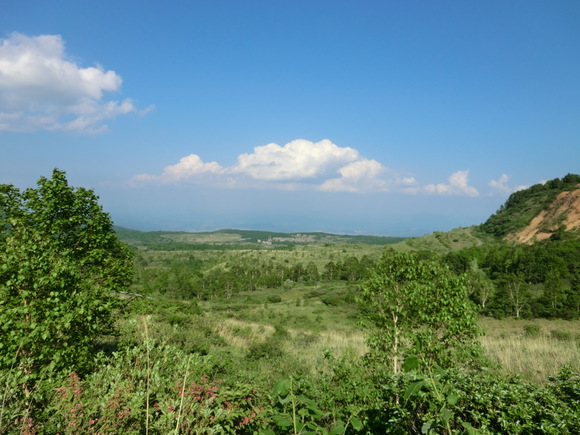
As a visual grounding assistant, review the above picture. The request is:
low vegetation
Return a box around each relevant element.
[1,170,579,434]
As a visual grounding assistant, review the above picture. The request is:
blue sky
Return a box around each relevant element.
[1,1,579,236]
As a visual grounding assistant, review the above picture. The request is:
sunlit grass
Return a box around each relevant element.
[213,318,273,348]
[210,313,367,377]
[479,317,580,383]
[286,328,367,368]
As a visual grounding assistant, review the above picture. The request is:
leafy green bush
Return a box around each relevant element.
[524,324,542,337]
[267,294,282,303]
[551,329,573,341]
[359,250,481,373]
[264,377,363,435]
[2,341,265,434]
[550,365,580,412]
[247,338,285,361]
[0,170,132,382]
[375,357,580,434]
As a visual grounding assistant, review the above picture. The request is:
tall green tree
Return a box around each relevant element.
[0,169,132,379]
[465,259,495,312]
[358,250,480,374]
[501,273,531,319]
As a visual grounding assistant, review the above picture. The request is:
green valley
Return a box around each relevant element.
[1,171,579,434]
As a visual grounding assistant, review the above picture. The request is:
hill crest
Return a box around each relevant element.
[480,174,580,241]
[505,187,580,244]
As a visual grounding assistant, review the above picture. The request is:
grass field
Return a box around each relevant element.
[479,317,580,383]
[121,229,579,387]
[126,280,580,387]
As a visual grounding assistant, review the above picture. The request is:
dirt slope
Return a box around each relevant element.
[506,188,580,244]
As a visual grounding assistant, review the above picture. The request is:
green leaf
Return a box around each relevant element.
[330,424,346,435]
[272,414,292,428]
[350,417,364,431]
[447,393,459,405]
[403,354,420,372]
[441,409,453,421]
[404,380,425,400]
[273,378,292,397]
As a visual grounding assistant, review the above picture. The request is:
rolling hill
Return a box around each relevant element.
[480,173,580,243]
[115,173,580,252]
[114,226,406,249]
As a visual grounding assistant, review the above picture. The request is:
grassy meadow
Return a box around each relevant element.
[4,226,578,433]
[479,317,580,383]
[123,229,579,387]
[121,228,579,386]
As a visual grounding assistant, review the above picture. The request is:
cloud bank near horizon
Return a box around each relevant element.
[129,138,510,196]
[0,33,151,133]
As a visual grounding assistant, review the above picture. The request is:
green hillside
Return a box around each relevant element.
[391,225,497,254]
[5,171,580,433]
[114,226,406,249]
[480,173,580,238]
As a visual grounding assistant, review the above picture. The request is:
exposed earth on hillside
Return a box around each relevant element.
[506,187,580,244]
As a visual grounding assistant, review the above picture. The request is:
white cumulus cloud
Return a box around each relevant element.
[424,170,479,197]
[130,139,392,192]
[488,174,527,194]
[131,154,224,185]
[129,140,489,197]
[0,32,150,133]
[489,174,511,193]
[319,159,388,192]
[231,139,360,181]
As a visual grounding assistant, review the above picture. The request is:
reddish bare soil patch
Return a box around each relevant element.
[506,188,580,244]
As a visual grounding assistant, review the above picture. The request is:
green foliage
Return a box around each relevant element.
[5,342,580,434]
[550,365,580,412]
[5,171,580,433]
[2,341,264,434]
[265,376,363,434]
[116,226,405,250]
[445,238,580,319]
[550,329,574,342]
[378,362,580,434]
[523,324,542,338]
[267,294,282,303]
[359,250,481,373]
[0,169,132,378]
[247,338,285,361]
[399,226,494,255]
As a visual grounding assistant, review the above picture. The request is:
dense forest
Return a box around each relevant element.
[1,170,579,434]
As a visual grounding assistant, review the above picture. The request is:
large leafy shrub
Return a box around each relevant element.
[0,169,132,379]
[358,250,481,373]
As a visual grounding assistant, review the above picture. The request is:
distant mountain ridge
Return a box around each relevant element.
[113,226,406,249]
[480,173,580,243]
[114,174,580,251]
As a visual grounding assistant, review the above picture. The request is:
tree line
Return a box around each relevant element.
[133,252,377,300]
[132,236,580,319]
[444,239,580,319]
